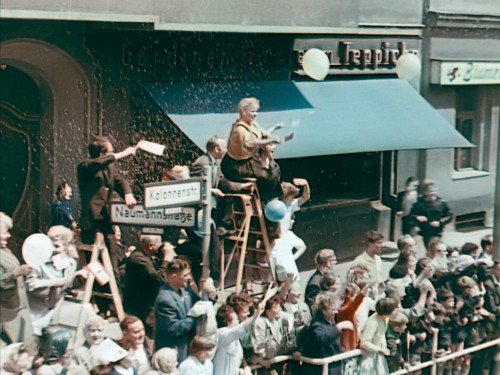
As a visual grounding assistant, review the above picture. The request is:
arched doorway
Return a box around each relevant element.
[0,38,95,250]
[0,66,41,243]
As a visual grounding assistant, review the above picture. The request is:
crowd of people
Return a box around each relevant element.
[1,97,499,375]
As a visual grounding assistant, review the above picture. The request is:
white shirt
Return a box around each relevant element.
[213,323,248,375]
[130,345,150,374]
[271,232,301,281]
[280,199,301,234]
[179,355,213,375]
[353,251,382,284]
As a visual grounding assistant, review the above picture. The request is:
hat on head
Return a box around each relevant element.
[163,165,190,181]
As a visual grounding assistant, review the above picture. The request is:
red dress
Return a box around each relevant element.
[335,293,364,351]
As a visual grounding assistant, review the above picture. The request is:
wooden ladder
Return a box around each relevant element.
[220,182,276,294]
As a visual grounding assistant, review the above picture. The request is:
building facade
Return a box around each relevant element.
[1,0,494,263]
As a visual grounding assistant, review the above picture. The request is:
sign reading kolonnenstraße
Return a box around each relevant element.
[144,179,203,209]
[110,203,196,227]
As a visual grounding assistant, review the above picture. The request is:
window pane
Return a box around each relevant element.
[455,118,474,170]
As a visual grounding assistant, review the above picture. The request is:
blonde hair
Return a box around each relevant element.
[238,97,260,117]
[151,348,178,374]
[315,249,336,267]
[0,212,13,235]
[389,311,409,327]
[47,225,79,259]
[86,315,105,330]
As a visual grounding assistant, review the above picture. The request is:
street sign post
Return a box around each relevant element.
[110,203,196,227]
[142,169,212,280]
[144,178,203,209]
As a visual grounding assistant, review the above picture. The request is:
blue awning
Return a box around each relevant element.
[141,79,472,159]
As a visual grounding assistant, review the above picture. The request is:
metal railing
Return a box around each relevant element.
[250,334,500,375]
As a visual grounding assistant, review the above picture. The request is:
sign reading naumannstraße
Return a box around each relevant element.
[144,179,203,209]
[110,203,196,227]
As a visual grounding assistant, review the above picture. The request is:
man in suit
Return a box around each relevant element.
[191,136,253,201]
[155,258,200,362]
[305,248,338,311]
[123,235,175,337]
[77,135,137,288]
[190,136,252,281]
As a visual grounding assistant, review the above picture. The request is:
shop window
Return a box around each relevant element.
[454,113,475,170]
[454,88,481,171]
[279,152,381,206]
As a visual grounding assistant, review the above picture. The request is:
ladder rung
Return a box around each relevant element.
[232,211,250,215]
[225,235,247,241]
[248,230,264,235]
[246,246,268,253]
[92,291,113,299]
[244,263,270,269]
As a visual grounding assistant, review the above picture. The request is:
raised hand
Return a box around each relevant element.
[13,265,31,277]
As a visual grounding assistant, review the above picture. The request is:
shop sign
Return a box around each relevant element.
[111,203,196,227]
[144,178,203,209]
[294,38,419,74]
[431,61,500,85]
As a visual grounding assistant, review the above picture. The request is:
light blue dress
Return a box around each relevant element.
[212,322,248,375]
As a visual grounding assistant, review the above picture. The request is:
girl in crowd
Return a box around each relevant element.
[51,181,77,230]
[72,316,106,370]
[359,297,399,374]
[151,348,179,375]
[26,226,78,335]
[178,336,215,375]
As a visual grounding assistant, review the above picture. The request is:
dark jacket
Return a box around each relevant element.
[410,196,452,240]
[77,154,132,230]
[51,199,76,229]
[300,310,342,375]
[305,269,322,312]
[154,283,200,362]
[123,249,167,322]
[191,153,246,193]
[483,278,500,316]
[386,326,406,373]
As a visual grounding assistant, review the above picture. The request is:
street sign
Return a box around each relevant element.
[110,203,196,227]
[144,178,203,209]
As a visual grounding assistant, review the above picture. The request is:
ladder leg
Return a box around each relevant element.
[82,238,101,304]
[235,244,246,294]
[101,246,125,321]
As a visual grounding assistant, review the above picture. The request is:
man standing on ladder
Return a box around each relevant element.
[77,135,137,294]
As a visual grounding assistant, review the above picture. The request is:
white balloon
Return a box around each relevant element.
[396,53,421,81]
[22,233,55,267]
[302,48,330,81]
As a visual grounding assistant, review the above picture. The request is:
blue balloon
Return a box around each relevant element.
[264,200,287,222]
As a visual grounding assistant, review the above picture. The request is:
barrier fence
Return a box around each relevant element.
[250,333,500,375]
